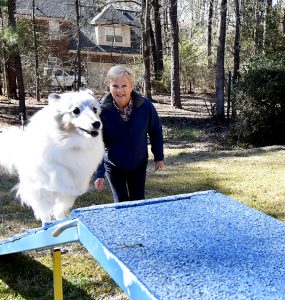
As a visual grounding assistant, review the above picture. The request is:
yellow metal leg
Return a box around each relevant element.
[53,248,63,300]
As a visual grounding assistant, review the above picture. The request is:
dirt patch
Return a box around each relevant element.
[153,93,214,120]
[0,93,214,125]
[0,93,228,150]
[0,96,47,128]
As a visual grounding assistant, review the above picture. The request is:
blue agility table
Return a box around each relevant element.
[1,190,285,299]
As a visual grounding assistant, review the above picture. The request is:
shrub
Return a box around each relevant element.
[151,79,170,94]
[231,63,285,146]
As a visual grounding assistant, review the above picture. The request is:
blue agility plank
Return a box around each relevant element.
[0,218,79,255]
[71,190,285,300]
[2,190,285,299]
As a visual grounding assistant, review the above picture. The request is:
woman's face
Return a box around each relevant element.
[109,75,133,108]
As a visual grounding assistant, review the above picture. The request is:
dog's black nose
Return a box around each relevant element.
[92,121,100,129]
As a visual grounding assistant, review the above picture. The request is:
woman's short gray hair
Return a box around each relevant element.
[106,65,134,84]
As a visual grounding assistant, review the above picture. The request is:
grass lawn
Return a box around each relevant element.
[1,95,285,299]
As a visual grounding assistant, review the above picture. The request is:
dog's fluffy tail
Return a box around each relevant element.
[0,127,23,175]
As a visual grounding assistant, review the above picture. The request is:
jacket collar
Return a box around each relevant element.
[100,91,145,110]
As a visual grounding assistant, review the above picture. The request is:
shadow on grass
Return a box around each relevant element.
[0,172,37,226]
[165,144,285,164]
[160,115,216,126]
[0,253,94,300]
[146,169,234,200]
[147,145,285,222]
[267,211,285,221]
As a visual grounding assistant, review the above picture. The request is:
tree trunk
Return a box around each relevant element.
[75,0,82,90]
[227,70,231,126]
[8,0,26,121]
[149,17,158,80]
[153,0,164,80]
[169,0,181,108]
[253,0,263,55]
[0,7,6,96]
[5,57,17,99]
[263,0,272,53]
[283,8,285,35]
[233,0,240,85]
[215,0,227,123]
[141,0,152,99]
[5,2,17,99]
[1,3,17,99]
[207,0,214,67]
[32,0,40,101]
[253,0,258,54]
[232,0,240,120]
[15,53,26,123]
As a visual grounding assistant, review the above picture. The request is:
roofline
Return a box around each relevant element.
[17,13,68,23]
[69,50,141,57]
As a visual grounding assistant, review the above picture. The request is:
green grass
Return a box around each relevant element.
[147,145,285,221]
[1,130,285,299]
[163,126,201,142]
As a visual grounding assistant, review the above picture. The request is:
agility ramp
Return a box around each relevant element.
[1,190,285,299]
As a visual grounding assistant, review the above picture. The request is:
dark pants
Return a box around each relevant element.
[105,161,148,203]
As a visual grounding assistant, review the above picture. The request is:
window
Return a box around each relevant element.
[47,56,58,66]
[105,27,123,44]
[95,25,130,47]
[49,20,60,40]
[54,69,63,76]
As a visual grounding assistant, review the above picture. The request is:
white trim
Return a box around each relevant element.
[69,50,141,58]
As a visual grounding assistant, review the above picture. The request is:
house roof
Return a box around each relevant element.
[16,1,141,56]
[69,31,141,55]
[16,1,140,27]
[89,4,140,28]
[16,0,94,20]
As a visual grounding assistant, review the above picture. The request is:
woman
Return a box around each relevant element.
[94,65,164,202]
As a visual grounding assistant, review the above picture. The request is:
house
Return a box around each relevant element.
[16,0,142,92]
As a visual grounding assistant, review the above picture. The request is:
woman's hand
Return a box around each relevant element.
[94,177,105,191]
[155,160,165,171]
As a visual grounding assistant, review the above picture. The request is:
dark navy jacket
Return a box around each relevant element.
[95,91,164,178]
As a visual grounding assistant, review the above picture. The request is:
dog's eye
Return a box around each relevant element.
[93,107,97,114]
[72,107,80,115]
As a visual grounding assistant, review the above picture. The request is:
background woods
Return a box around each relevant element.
[0,0,284,144]
[0,2,285,298]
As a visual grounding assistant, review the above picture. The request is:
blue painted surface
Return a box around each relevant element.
[72,190,285,300]
[77,221,157,300]
[0,218,79,255]
[1,190,285,299]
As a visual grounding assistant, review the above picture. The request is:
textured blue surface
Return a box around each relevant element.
[0,217,79,254]
[72,190,285,300]
[2,190,285,299]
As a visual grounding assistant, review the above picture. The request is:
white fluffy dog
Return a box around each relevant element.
[0,89,104,224]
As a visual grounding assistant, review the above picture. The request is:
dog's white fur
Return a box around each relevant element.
[0,89,104,224]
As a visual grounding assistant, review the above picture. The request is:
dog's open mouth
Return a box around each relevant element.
[79,127,99,137]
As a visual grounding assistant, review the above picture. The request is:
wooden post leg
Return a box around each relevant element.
[53,248,63,300]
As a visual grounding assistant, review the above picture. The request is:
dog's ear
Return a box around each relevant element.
[48,93,61,105]
[79,87,94,96]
